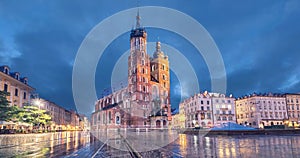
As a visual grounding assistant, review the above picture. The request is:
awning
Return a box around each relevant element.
[0,121,17,125]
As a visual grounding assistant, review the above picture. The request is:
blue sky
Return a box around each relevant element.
[0,0,300,113]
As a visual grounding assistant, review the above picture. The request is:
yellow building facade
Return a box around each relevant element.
[0,65,34,107]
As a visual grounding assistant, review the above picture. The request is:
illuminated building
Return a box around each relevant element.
[285,93,300,127]
[210,92,236,126]
[235,93,288,128]
[91,12,171,129]
[181,91,235,128]
[31,98,83,131]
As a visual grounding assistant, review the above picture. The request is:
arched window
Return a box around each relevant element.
[116,116,120,124]
[108,112,111,124]
[222,116,227,121]
[102,113,106,124]
[152,65,155,71]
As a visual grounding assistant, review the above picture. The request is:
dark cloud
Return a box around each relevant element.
[0,0,299,114]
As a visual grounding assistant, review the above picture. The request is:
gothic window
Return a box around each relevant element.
[152,65,155,71]
[162,64,165,70]
[108,112,111,124]
[116,115,120,124]
[152,85,159,99]
[142,68,145,74]
[93,115,97,125]
[103,113,106,124]
[162,75,165,80]
[142,60,145,66]
[143,86,146,92]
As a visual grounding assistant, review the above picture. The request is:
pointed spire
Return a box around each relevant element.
[156,41,161,52]
[136,9,141,28]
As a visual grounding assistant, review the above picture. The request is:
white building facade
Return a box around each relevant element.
[182,92,235,128]
[210,93,236,126]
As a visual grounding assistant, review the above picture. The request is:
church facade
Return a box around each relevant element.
[91,13,171,129]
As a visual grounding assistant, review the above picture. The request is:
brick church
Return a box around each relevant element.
[91,12,171,129]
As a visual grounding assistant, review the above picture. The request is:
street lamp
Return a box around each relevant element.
[33,98,44,109]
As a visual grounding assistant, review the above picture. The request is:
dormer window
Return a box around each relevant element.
[15,74,19,80]
[23,78,28,84]
[4,67,9,74]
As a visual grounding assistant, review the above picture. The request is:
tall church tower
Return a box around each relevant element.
[150,41,172,121]
[128,12,152,127]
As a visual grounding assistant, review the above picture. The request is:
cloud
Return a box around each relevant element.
[1,0,300,113]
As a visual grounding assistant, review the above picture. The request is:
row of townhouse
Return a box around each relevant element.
[0,65,89,131]
[172,91,300,129]
[236,93,300,128]
[31,98,88,131]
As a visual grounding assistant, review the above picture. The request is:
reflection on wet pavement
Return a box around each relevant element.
[1,131,300,157]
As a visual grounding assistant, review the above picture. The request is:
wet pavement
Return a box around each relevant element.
[1,131,300,157]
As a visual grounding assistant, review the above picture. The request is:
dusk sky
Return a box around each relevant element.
[0,0,299,114]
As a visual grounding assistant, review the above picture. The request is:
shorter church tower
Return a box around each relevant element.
[150,41,171,121]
